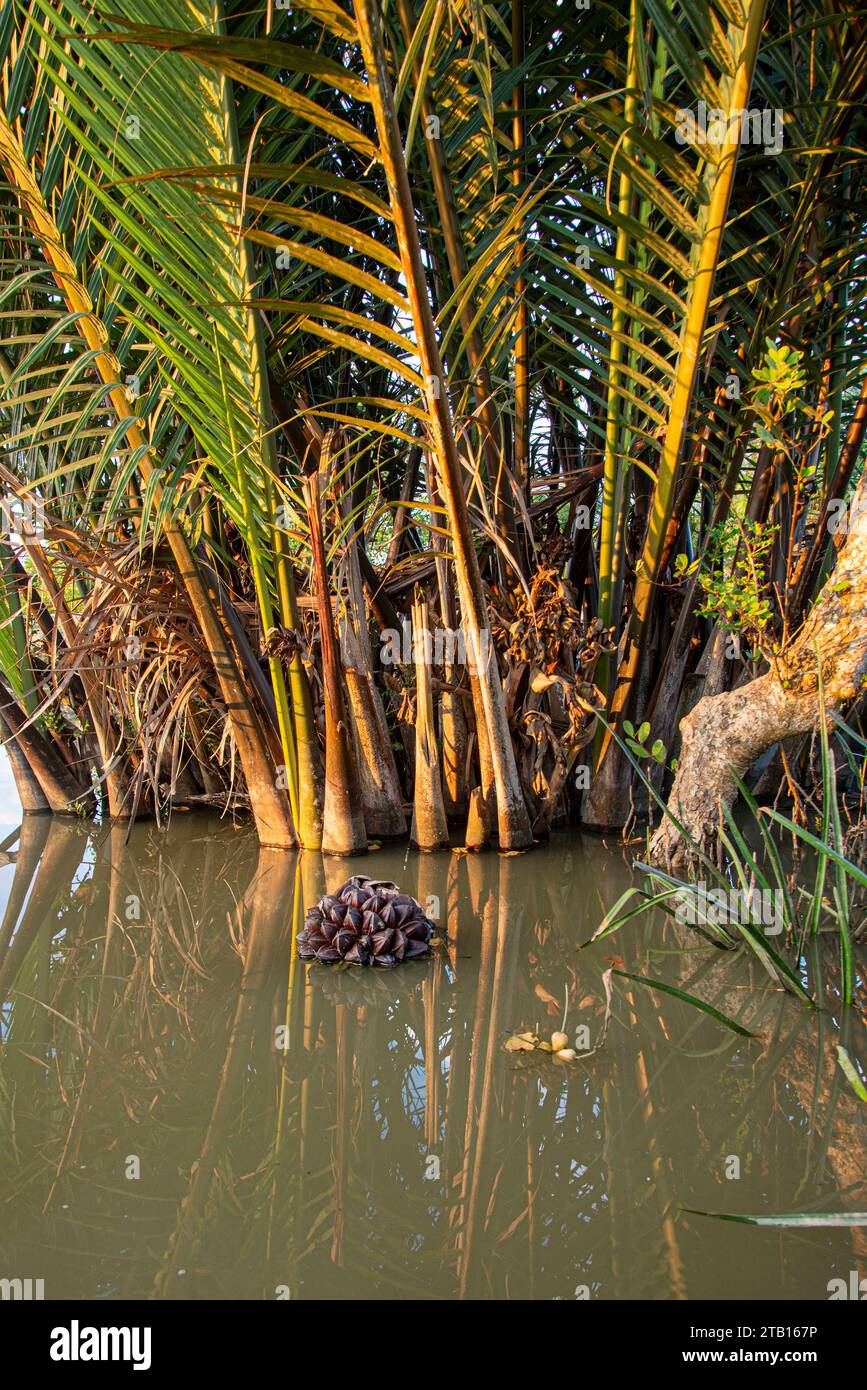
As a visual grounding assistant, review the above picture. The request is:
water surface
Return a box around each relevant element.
[0,814,864,1300]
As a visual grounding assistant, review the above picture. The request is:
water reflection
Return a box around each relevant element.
[0,815,864,1300]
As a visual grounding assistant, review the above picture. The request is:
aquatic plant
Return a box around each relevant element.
[297,875,434,966]
[595,700,867,1011]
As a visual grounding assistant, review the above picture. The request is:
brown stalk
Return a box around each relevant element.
[410,589,450,850]
[302,437,367,855]
[354,0,532,849]
[330,440,406,838]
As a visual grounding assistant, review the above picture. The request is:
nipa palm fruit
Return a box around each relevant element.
[298,876,434,967]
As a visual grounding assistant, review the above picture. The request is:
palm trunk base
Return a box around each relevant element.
[465,786,490,851]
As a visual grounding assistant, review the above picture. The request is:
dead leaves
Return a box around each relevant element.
[505,968,616,1065]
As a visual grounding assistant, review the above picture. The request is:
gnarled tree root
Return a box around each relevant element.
[650,475,867,873]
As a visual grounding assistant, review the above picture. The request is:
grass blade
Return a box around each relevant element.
[611,968,755,1038]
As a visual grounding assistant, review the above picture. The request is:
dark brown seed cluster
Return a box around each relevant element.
[298,876,434,967]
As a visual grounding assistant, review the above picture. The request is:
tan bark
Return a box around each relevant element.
[465,785,490,851]
[441,674,469,817]
[302,458,367,857]
[431,481,468,816]
[331,452,406,839]
[468,668,496,836]
[0,701,86,813]
[410,593,450,851]
[0,712,49,813]
[652,470,867,870]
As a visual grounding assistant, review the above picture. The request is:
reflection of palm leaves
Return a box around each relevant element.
[0,825,260,1294]
[1,826,863,1298]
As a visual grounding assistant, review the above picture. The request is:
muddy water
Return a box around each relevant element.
[0,813,864,1301]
